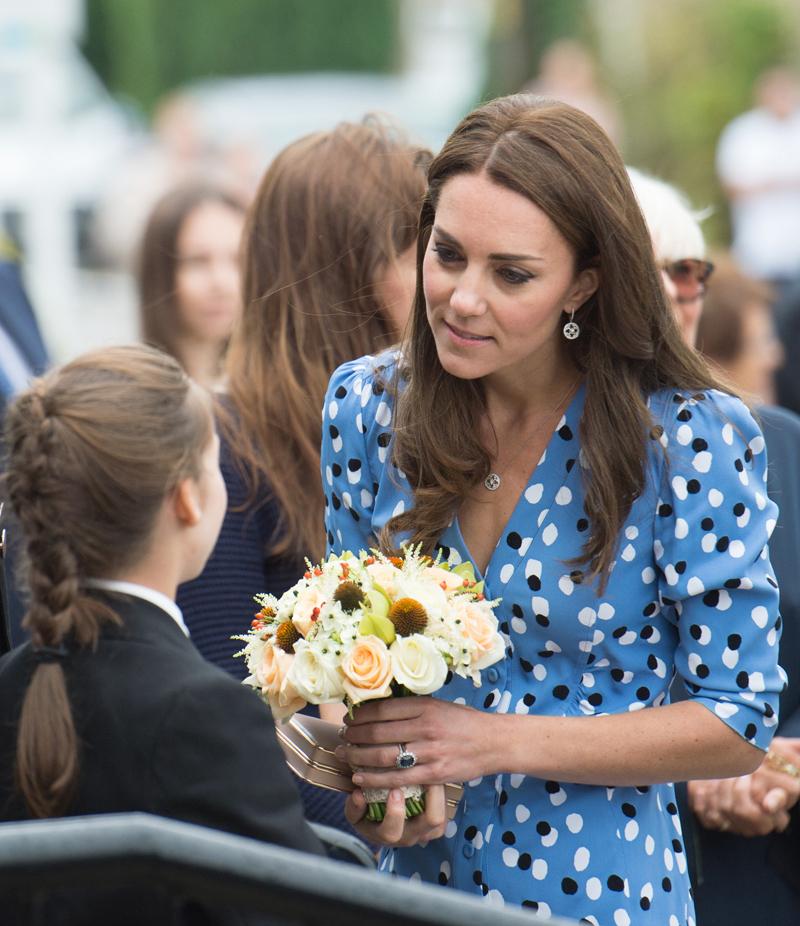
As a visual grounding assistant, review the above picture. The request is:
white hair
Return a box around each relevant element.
[627,167,706,263]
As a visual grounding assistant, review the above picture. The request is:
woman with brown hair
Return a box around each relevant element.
[138,182,246,390]
[0,345,322,923]
[175,119,429,832]
[324,95,782,922]
[176,118,429,668]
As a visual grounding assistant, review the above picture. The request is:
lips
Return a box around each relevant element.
[444,321,492,343]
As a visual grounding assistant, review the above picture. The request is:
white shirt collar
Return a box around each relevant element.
[84,579,190,637]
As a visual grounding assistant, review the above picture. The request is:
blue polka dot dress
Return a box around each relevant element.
[321,353,783,926]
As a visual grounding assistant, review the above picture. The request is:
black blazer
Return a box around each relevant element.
[680,404,800,926]
[0,592,324,924]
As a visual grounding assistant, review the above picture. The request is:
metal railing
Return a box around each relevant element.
[0,812,580,925]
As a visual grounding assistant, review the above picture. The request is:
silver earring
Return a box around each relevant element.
[563,309,580,340]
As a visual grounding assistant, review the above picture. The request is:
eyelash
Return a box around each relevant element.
[431,245,533,286]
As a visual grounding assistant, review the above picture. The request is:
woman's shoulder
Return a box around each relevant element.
[327,349,401,401]
[324,348,401,437]
[648,387,764,451]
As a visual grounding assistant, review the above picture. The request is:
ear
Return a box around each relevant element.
[568,267,600,310]
[173,477,202,527]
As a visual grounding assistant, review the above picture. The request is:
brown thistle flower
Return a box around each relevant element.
[333,580,366,612]
[388,597,428,636]
[275,621,301,653]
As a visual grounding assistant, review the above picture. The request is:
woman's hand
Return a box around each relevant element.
[337,696,494,790]
[688,738,800,838]
[688,776,791,837]
[344,785,447,847]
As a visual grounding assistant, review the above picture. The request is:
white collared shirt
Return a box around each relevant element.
[84,578,190,638]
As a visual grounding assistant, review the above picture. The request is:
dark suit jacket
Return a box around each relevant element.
[0,592,324,924]
[0,258,51,650]
[680,404,800,926]
[0,259,49,387]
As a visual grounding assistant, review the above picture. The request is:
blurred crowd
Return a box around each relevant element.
[1,40,800,926]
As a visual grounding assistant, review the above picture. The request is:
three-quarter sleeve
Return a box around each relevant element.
[654,390,783,749]
[321,355,392,556]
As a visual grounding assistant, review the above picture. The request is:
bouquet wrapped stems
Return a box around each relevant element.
[366,794,426,822]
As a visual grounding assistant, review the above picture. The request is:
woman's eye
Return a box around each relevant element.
[432,245,461,264]
[498,267,532,285]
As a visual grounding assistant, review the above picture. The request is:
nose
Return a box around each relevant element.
[450,273,487,317]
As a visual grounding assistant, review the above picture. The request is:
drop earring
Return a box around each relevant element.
[563,309,580,340]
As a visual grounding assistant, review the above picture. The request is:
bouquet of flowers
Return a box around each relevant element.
[235,546,504,819]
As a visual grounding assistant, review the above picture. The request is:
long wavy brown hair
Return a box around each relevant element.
[225,117,430,561]
[383,95,722,588]
[4,345,211,817]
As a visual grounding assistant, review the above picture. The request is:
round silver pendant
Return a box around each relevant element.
[484,472,501,491]
[563,320,580,340]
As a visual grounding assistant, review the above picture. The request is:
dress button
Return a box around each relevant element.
[487,668,499,684]
[462,843,475,859]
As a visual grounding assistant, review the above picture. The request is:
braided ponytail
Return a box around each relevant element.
[4,345,212,817]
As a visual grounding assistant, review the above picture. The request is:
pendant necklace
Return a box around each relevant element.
[483,378,580,492]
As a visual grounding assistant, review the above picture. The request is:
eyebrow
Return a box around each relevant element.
[433,225,545,262]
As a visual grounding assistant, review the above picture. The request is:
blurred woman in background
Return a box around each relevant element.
[697,256,784,406]
[138,182,246,390]
[176,118,429,834]
[177,118,429,671]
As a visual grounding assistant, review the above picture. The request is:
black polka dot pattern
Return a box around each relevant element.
[321,356,781,925]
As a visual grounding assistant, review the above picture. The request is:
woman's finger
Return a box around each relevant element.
[338,742,425,771]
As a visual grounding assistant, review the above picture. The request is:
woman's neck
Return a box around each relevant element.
[176,339,224,391]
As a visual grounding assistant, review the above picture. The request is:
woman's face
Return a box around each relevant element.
[174,200,244,345]
[183,427,228,583]
[422,172,597,387]
[375,243,417,339]
[727,303,784,405]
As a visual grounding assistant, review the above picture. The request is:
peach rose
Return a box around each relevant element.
[341,635,393,703]
[460,600,505,670]
[426,565,465,591]
[292,585,328,637]
[254,644,306,721]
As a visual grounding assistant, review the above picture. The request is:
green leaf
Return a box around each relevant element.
[453,562,476,582]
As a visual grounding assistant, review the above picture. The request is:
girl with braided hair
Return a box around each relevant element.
[0,344,322,923]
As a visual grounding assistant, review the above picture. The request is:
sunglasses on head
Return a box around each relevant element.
[662,258,715,287]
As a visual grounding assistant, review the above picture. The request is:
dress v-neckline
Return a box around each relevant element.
[452,382,586,584]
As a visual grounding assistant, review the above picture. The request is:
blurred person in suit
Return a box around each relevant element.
[138,181,247,391]
[0,344,325,925]
[0,239,51,652]
[631,168,800,926]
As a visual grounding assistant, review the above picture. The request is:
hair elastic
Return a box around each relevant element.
[31,643,69,664]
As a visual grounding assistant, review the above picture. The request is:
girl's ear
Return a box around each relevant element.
[173,477,202,527]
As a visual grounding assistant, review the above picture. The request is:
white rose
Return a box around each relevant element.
[288,642,345,703]
[390,633,448,695]
[365,561,402,597]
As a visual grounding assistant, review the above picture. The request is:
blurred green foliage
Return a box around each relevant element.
[83,0,398,115]
[485,0,799,247]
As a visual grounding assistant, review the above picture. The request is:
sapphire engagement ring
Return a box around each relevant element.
[395,743,417,769]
